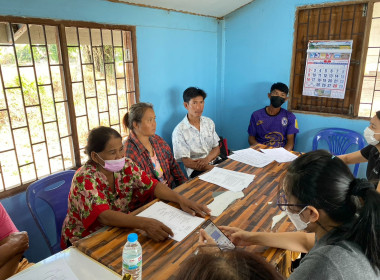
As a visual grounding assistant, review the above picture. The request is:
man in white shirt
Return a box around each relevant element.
[172,87,220,178]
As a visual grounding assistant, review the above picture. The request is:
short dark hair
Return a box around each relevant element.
[376,111,380,120]
[285,150,380,271]
[123,102,153,132]
[84,126,121,160]
[183,87,207,103]
[270,82,289,95]
[175,249,284,280]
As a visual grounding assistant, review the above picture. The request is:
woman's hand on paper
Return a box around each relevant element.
[141,217,174,242]
[178,197,211,217]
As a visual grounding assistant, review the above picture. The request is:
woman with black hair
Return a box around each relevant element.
[220,150,380,279]
[61,126,210,248]
[339,110,380,192]
[175,229,284,280]
[123,103,187,189]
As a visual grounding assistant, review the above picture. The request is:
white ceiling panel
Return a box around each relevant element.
[114,0,254,18]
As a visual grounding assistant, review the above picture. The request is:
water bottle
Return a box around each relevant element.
[122,233,142,280]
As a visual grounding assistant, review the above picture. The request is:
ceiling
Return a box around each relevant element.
[111,0,254,18]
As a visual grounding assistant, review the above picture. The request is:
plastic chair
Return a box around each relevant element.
[26,170,76,254]
[312,128,366,177]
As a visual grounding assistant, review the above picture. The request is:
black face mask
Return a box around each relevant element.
[270,96,285,108]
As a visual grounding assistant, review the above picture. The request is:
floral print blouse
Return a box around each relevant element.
[61,158,158,248]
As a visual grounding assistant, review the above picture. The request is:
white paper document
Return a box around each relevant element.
[198,167,255,192]
[271,211,287,230]
[208,191,244,216]
[9,260,79,280]
[137,201,204,242]
[260,148,298,163]
[229,148,273,168]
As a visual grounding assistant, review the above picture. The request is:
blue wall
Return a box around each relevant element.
[221,0,369,157]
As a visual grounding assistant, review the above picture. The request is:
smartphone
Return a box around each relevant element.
[201,219,235,250]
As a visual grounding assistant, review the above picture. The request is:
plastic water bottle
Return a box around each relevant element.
[122,233,142,280]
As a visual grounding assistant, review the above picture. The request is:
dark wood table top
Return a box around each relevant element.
[74,144,296,279]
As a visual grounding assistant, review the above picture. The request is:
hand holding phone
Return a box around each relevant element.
[200,220,235,250]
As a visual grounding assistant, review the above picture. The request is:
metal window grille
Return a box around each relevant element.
[0,19,138,196]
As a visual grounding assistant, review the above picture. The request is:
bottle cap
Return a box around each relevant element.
[127,233,138,243]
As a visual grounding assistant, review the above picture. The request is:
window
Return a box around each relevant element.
[0,18,139,197]
[290,2,378,117]
[359,2,380,117]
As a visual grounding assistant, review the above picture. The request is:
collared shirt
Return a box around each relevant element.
[0,203,18,241]
[172,115,220,176]
[124,132,187,189]
[248,107,299,148]
[60,158,157,248]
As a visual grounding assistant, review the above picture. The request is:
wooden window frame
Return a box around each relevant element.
[289,1,376,119]
[0,16,140,198]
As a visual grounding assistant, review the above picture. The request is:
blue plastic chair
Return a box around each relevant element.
[312,128,366,177]
[26,170,76,254]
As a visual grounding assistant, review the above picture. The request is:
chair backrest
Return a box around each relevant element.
[26,170,76,254]
[312,128,366,177]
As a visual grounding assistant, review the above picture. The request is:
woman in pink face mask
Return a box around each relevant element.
[61,126,210,249]
[218,150,380,279]
[339,110,380,192]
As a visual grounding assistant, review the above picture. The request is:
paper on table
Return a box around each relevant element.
[198,167,255,192]
[208,191,244,216]
[9,259,78,280]
[271,211,287,230]
[137,201,204,242]
[260,148,298,163]
[229,148,273,168]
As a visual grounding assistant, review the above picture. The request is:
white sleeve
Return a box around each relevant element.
[211,121,220,148]
[172,127,190,161]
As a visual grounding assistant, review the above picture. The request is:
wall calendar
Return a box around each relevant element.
[302,40,353,99]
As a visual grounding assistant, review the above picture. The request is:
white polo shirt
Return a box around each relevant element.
[172,115,220,176]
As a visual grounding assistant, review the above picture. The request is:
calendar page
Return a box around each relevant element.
[302,40,353,99]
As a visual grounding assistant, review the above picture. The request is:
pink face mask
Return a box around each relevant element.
[97,153,125,172]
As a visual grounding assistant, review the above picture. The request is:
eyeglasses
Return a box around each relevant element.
[277,191,307,211]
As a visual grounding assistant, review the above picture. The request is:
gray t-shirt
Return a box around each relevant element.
[289,232,380,280]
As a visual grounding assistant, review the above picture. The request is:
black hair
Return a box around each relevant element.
[84,126,121,160]
[376,110,380,120]
[285,150,380,271]
[175,249,284,280]
[123,102,153,132]
[270,82,289,95]
[183,87,207,103]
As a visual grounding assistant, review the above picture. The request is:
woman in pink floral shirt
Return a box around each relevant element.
[61,126,210,248]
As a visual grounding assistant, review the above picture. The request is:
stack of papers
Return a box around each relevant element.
[260,148,298,163]
[137,201,205,242]
[198,167,255,192]
[228,148,273,168]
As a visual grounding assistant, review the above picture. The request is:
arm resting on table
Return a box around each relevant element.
[248,136,258,146]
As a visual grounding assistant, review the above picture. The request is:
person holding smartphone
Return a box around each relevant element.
[220,151,380,279]
[174,228,284,280]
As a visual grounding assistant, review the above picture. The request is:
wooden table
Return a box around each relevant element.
[75,144,297,279]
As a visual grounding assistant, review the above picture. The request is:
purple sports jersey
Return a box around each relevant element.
[247,107,299,148]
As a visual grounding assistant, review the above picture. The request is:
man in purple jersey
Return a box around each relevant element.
[247,82,299,150]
